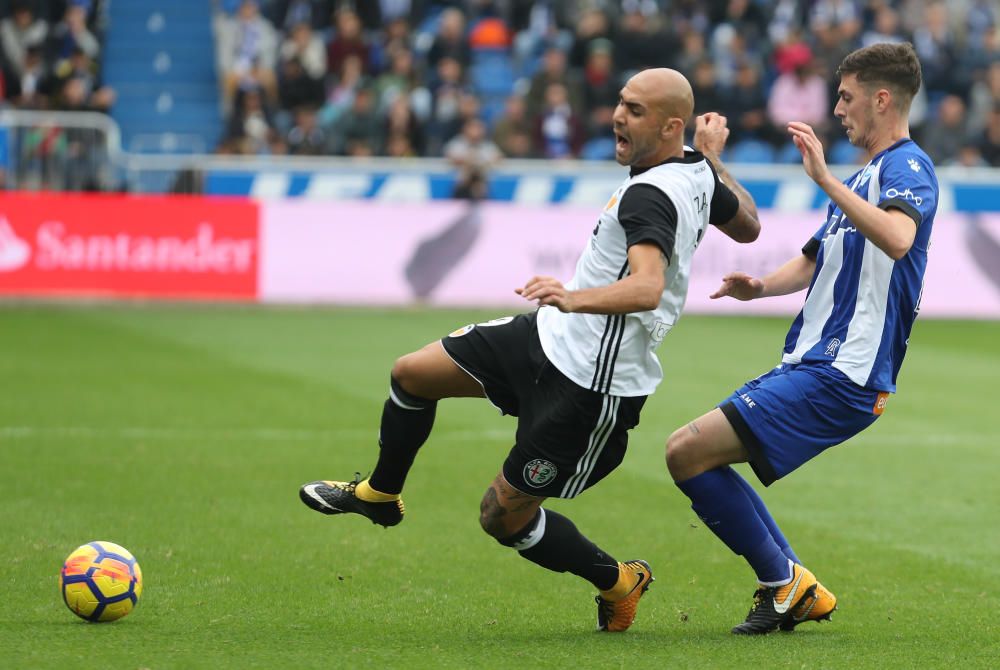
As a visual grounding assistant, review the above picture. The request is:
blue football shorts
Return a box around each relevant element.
[718,363,889,486]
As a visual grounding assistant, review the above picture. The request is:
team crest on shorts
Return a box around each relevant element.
[449,324,474,337]
[523,459,558,488]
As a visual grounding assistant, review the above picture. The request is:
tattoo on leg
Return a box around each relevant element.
[687,421,701,435]
[480,485,509,537]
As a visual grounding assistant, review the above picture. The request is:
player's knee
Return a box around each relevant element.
[665,427,697,481]
[478,497,506,539]
[390,353,423,395]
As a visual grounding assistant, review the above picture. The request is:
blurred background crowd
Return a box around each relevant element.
[2,0,999,171]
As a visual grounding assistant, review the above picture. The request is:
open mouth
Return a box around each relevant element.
[615,132,630,153]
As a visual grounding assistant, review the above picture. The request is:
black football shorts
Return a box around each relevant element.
[440,311,646,499]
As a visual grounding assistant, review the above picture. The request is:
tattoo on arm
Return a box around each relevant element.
[709,155,759,221]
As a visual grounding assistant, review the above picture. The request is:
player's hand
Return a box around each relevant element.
[694,112,730,158]
[516,276,576,312]
[787,121,834,187]
[710,272,764,301]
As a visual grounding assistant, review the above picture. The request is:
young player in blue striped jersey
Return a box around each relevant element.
[300,68,762,633]
[665,42,937,635]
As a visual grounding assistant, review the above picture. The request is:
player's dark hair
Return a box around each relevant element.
[837,42,922,109]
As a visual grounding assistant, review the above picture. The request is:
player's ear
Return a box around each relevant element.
[662,117,682,139]
[876,88,892,112]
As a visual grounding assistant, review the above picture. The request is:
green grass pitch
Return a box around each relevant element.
[1,304,997,669]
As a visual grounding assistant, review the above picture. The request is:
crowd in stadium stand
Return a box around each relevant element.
[2,0,1000,170]
[0,0,112,114]
[208,0,1000,168]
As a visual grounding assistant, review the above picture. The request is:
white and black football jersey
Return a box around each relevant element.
[537,148,740,397]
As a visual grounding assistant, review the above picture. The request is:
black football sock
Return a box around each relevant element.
[367,376,436,495]
[499,508,621,591]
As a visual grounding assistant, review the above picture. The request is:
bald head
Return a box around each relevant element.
[627,68,694,124]
[613,68,695,166]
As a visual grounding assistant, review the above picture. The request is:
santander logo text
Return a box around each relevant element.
[0,193,260,299]
[0,217,32,272]
[34,221,255,274]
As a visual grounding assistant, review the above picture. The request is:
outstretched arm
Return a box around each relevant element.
[787,121,916,260]
[711,253,816,301]
[517,243,666,314]
[694,112,761,243]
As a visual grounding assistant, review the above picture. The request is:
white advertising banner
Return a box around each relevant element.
[260,200,1000,318]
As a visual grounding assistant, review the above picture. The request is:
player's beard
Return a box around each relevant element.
[623,135,655,167]
[847,105,877,150]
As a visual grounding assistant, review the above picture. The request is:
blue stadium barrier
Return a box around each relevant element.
[186,160,1000,212]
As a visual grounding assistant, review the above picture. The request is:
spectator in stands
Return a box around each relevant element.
[225,86,281,155]
[912,2,964,98]
[567,7,613,71]
[720,59,774,145]
[975,104,1000,166]
[444,117,501,196]
[53,46,114,111]
[278,55,325,117]
[271,0,333,31]
[580,38,618,142]
[710,25,761,90]
[964,0,997,47]
[492,93,534,158]
[808,0,860,82]
[675,28,708,79]
[286,105,326,155]
[709,0,768,52]
[920,94,971,164]
[808,0,862,49]
[1,1,48,79]
[377,0,422,24]
[327,86,381,156]
[426,55,467,154]
[327,7,371,77]
[280,21,326,81]
[861,5,906,48]
[766,0,804,45]
[6,44,52,108]
[613,8,678,75]
[383,93,426,156]
[373,45,425,115]
[690,58,725,121]
[380,13,415,53]
[318,52,365,127]
[507,0,572,75]
[960,24,1000,97]
[766,43,829,142]
[524,46,582,121]
[427,7,470,70]
[535,81,583,159]
[215,0,279,110]
[48,0,99,63]
[968,60,1000,138]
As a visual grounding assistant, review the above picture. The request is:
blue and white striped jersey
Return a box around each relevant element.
[782,138,938,392]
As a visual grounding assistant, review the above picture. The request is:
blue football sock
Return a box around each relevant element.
[724,467,801,565]
[677,468,791,584]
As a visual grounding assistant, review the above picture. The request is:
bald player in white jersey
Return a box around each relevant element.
[300,68,761,633]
